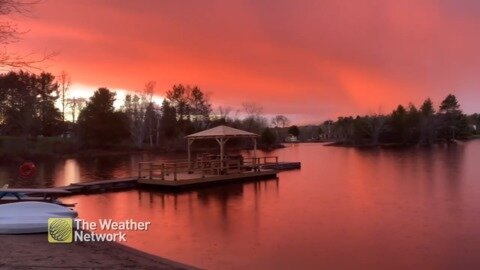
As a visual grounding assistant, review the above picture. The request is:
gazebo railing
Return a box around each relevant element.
[138,156,279,181]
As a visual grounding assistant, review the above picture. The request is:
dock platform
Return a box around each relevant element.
[138,170,277,191]
[60,178,138,195]
[52,156,299,195]
[261,162,301,171]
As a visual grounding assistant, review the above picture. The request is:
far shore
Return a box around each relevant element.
[0,233,196,269]
[323,135,480,148]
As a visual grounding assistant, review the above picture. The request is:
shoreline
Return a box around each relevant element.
[0,233,197,269]
[322,136,480,148]
[0,142,285,164]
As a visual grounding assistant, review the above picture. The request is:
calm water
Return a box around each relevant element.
[3,141,480,269]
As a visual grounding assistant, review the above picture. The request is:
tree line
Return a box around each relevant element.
[1,70,478,154]
[319,95,480,146]
[0,70,294,152]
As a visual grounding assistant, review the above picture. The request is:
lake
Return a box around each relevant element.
[2,141,480,269]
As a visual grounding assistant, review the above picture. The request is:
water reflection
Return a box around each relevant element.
[3,141,480,269]
[0,152,183,188]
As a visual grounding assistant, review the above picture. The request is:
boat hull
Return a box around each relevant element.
[0,201,78,234]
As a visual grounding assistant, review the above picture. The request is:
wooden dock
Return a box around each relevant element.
[261,161,301,171]
[138,170,277,191]
[61,178,138,194]
[53,156,300,195]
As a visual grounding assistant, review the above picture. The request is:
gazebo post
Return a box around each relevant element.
[215,137,230,173]
[253,137,257,171]
[215,137,224,172]
[187,138,194,169]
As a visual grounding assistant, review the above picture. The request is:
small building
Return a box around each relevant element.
[285,134,299,143]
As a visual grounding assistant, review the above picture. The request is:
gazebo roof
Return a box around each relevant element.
[185,125,259,139]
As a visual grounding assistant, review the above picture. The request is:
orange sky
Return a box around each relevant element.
[12,0,480,124]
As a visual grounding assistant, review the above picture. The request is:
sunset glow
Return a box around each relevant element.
[13,0,480,123]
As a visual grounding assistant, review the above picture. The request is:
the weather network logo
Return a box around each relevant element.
[48,218,73,243]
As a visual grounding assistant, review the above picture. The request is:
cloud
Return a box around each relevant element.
[11,0,480,123]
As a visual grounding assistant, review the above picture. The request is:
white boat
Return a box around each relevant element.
[0,188,76,207]
[0,201,78,234]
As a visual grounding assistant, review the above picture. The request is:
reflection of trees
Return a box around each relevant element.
[76,155,129,180]
[441,145,465,199]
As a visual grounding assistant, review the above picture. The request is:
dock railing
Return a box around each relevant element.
[138,156,279,181]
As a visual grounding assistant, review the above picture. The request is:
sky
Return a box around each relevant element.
[10,0,480,124]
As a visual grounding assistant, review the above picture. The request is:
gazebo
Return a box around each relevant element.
[185,125,259,170]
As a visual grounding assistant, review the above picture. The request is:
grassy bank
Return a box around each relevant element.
[0,136,80,163]
[0,136,284,164]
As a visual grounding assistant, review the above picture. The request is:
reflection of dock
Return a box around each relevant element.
[138,170,277,191]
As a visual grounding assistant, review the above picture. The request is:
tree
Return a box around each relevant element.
[0,70,63,136]
[438,94,467,141]
[271,115,290,128]
[166,84,190,122]
[321,120,334,139]
[420,98,435,116]
[405,103,421,143]
[122,81,156,149]
[439,94,460,114]
[261,128,276,148]
[388,105,408,143]
[165,84,211,132]
[241,102,267,133]
[364,115,387,145]
[271,115,290,142]
[288,125,300,137]
[66,97,87,123]
[242,102,263,117]
[419,98,436,145]
[160,100,177,139]
[58,71,71,122]
[0,0,54,69]
[77,88,129,147]
[189,86,211,129]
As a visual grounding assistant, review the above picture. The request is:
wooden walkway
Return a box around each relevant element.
[261,161,301,171]
[56,170,278,194]
[138,170,277,191]
[61,178,138,194]
[53,156,299,195]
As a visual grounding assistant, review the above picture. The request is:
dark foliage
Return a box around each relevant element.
[77,88,129,147]
[261,128,276,147]
[0,70,63,137]
[320,94,475,146]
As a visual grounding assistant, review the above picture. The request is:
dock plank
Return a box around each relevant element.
[139,170,277,190]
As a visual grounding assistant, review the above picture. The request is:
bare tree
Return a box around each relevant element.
[58,70,71,121]
[144,81,155,102]
[241,102,267,133]
[66,97,86,123]
[217,106,232,120]
[124,81,156,149]
[242,102,263,117]
[0,0,55,70]
[271,115,290,128]
[144,81,156,146]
